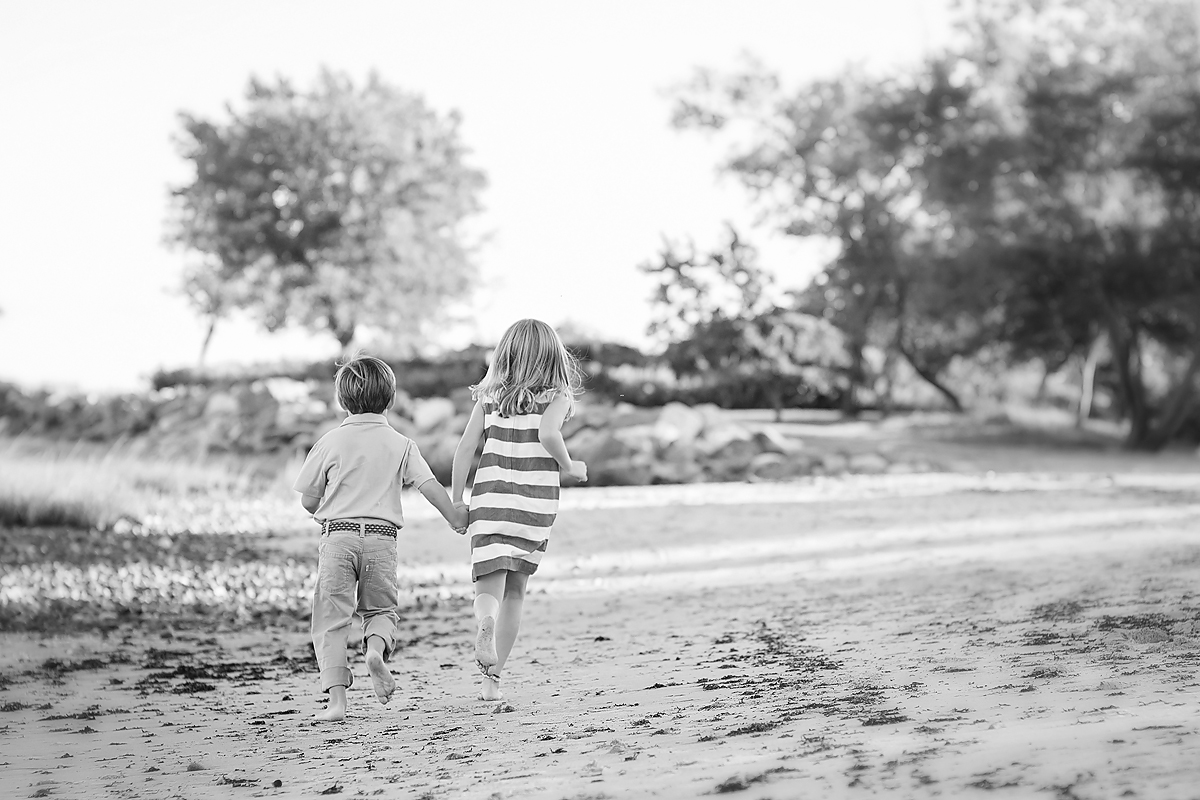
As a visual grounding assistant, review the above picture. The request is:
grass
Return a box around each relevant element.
[0,437,298,531]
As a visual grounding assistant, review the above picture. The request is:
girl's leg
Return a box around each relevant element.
[495,571,529,672]
[474,571,506,668]
[479,571,529,701]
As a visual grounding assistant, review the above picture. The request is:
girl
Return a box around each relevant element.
[451,319,588,701]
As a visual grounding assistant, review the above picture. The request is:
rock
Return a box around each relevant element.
[568,429,638,464]
[653,402,706,447]
[820,452,849,473]
[752,428,800,455]
[650,453,704,484]
[693,403,724,431]
[412,397,457,432]
[204,391,239,417]
[611,424,657,454]
[590,455,656,487]
[747,452,788,481]
[848,452,890,474]
[695,423,756,457]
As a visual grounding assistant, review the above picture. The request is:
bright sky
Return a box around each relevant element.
[0,1,951,392]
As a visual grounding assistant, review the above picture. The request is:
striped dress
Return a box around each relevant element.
[468,393,560,580]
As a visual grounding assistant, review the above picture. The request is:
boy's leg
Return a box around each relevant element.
[359,536,400,704]
[311,536,360,720]
[473,571,505,668]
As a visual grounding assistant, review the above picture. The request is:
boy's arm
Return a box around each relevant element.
[292,442,328,515]
[451,400,486,505]
[417,479,468,532]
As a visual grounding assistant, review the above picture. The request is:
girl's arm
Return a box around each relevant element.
[538,395,587,482]
[451,400,487,505]
[418,480,467,532]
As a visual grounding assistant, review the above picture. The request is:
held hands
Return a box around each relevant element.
[565,459,588,483]
[450,501,469,535]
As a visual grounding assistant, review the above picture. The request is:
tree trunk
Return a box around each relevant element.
[1109,321,1153,448]
[897,343,963,412]
[198,315,217,367]
[1076,334,1103,427]
[1139,348,1200,451]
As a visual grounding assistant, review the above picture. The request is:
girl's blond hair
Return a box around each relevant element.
[472,319,582,417]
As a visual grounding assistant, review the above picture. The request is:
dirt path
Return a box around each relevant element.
[3,475,1200,799]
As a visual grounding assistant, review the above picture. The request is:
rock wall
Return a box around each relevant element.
[67,380,935,485]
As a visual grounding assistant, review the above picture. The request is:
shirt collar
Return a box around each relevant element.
[341,413,389,426]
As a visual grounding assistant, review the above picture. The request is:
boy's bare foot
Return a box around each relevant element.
[313,706,346,722]
[480,671,503,702]
[314,687,347,721]
[475,615,498,666]
[366,650,396,705]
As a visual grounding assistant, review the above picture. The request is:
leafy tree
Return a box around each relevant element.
[671,0,1200,446]
[167,68,486,355]
[640,227,849,415]
[959,0,1200,448]
[670,58,1009,411]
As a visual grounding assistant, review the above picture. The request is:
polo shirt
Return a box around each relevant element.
[293,413,437,528]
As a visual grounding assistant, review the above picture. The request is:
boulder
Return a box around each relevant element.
[695,422,756,457]
[748,452,819,482]
[567,428,638,464]
[752,428,801,455]
[820,452,849,473]
[652,441,704,484]
[653,402,706,447]
[204,391,239,417]
[650,458,704,484]
[590,454,656,487]
[412,397,457,432]
[611,424,657,454]
[694,403,724,431]
[847,452,890,474]
[747,452,789,481]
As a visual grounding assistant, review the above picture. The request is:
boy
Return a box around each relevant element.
[294,353,467,722]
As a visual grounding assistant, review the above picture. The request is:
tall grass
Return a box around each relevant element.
[0,437,297,530]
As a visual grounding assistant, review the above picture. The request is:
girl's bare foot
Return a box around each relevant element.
[480,671,503,702]
[475,615,498,666]
[366,650,396,705]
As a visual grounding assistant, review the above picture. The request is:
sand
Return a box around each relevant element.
[3,469,1200,799]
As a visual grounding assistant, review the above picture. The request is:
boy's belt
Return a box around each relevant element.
[321,520,398,538]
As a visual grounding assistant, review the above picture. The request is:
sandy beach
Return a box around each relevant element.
[3,468,1200,799]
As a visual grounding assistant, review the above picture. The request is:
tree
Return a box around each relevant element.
[640,227,849,415]
[960,0,1200,448]
[167,68,486,353]
[670,59,1008,412]
[671,0,1200,446]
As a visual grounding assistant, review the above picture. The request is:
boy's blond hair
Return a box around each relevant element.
[334,352,396,415]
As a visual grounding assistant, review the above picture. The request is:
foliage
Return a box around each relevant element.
[669,0,1200,446]
[0,438,295,531]
[640,226,849,412]
[167,68,486,352]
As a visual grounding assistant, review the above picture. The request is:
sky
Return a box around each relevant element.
[0,1,952,392]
